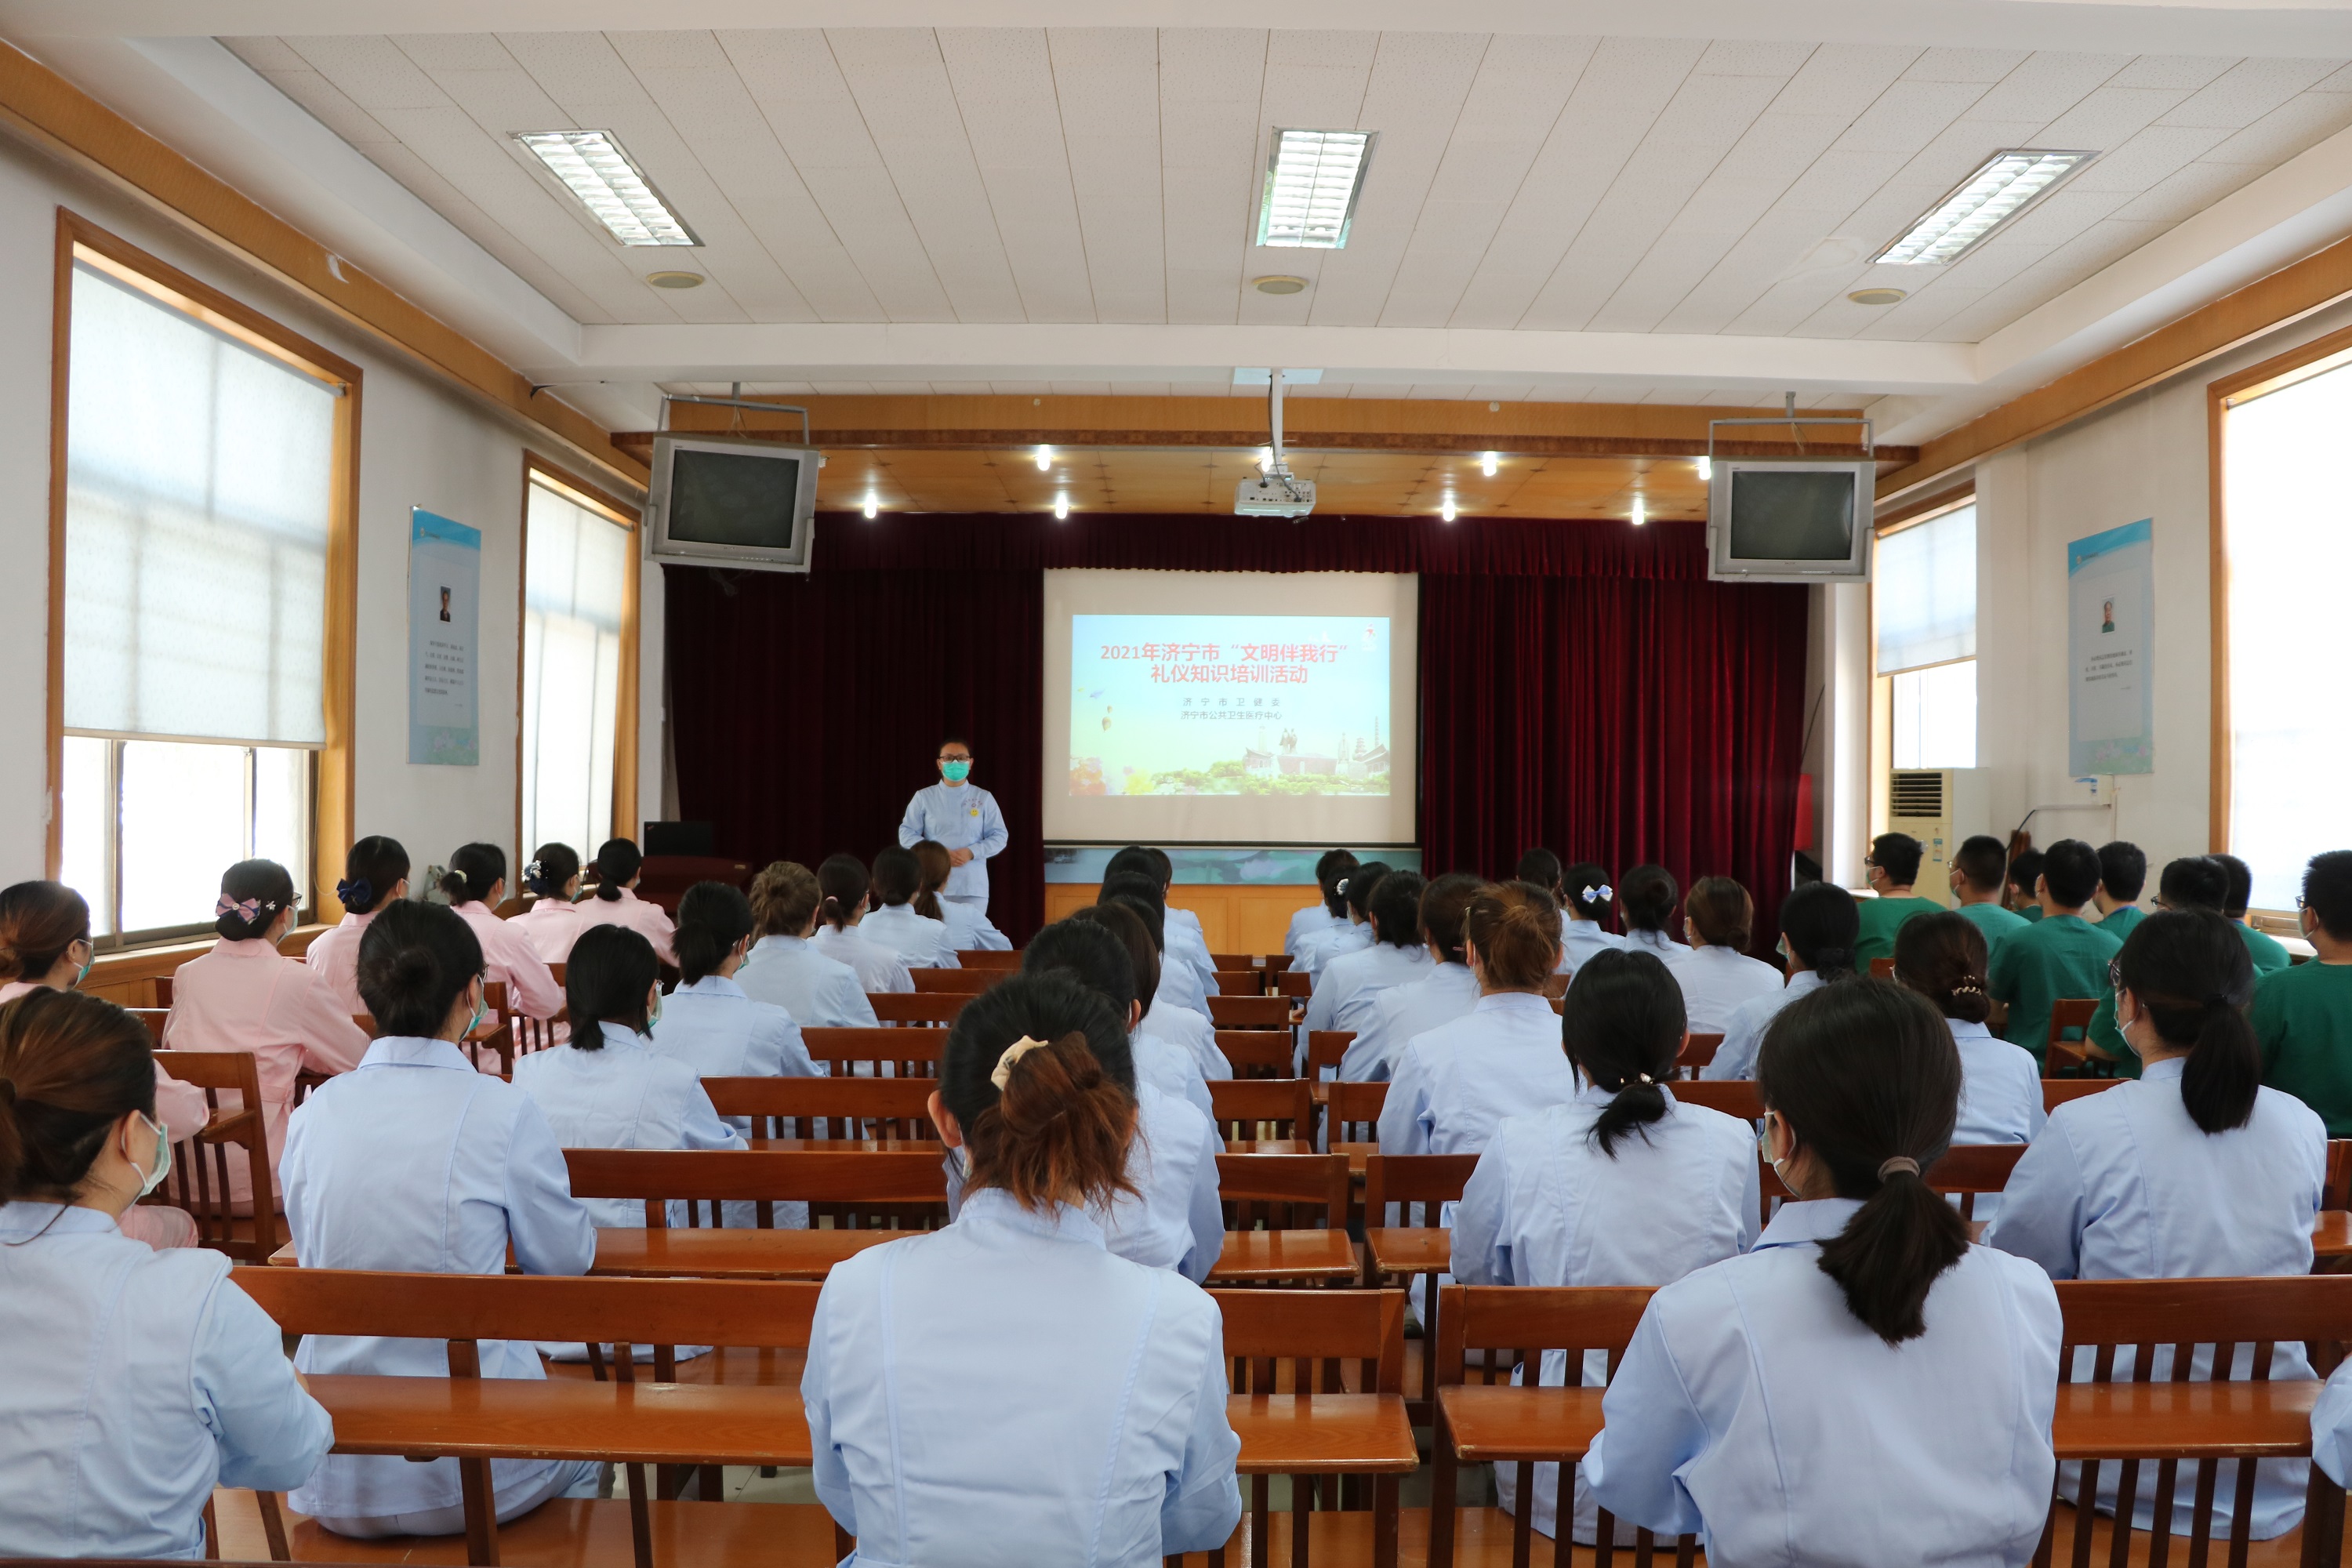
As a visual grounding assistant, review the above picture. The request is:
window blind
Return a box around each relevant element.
[1875,503,1976,675]
[64,262,338,745]
[522,479,631,857]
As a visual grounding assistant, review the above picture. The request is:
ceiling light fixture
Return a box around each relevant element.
[1258,129,1376,250]
[1481,452,1498,478]
[1439,494,1457,524]
[1034,445,1053,470]
[516,130,699,247]
[1631,497,1648,528]
[645,270,705,289]
[1054,492,1071,521]
[1875,149,2092,266]
[862,492,879,520]
[1254,275,1309,296]
[1848,287,1907,307]
[1695,456,1712,483]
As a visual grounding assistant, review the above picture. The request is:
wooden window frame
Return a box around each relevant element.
[46,209,361,930]
[1867,488,1978,848]
[515,453,641,866]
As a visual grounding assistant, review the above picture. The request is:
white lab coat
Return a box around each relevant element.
[804,1188,1241,1564]
[513,1023,752,1229]
[1624,928,1690,964]
[281,1036,598,1523]
[1985,1055,2325,1538]
[1295,921,1370,980]
[1453,1087,1761,1544]
[935,897,1013,953]
[0,1203,332,1560]
[1585,1200,2061,1568]
[1165,907,1223,998]
[1379,992,1581,1157]
[1286,904,1347,959]
[1951,1019,2044,1145]
[1559,920,1628,976]
[1145,995,1230,1080]
[1339,961,1479,1083]
[2313,1360,2352,1488]
[861,903,960,969]
[739,934,880,1026]
[1671,946,1785,1035]
[898,782,1007,909]
[1703,971,1826,1081]
[1134,1027,1216,1120]
[811,922,916,994]
[651,973,825,1134]
[1304,941,1433,1040]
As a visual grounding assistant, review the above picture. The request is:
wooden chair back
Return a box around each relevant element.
[956,949,1022,970]
[154,975,176,1008]
[1276,969,1312,1000]
[1869,957,1895,979]
[2330,1139,2352,1214]
[1211,1286,1405,1395]
[1756,1142,2027,1224]
[150,1048,278,1261]
[1671,1079,1763,1121]
[1214,1152,1351,1232]
[1210,953,1260,974]
[1208,994,1292,1030]
[1214,1029,1296,1080]
[803,1027,946,1078]
[562,1148,947,1230]
[2046,1076,2124,1111]
[1209,1077,1316,1142]
[869,991,965,1026]
[1327,1080,1387,1144]
[701,1076,939,1140]
[124,1007,169,1047]
[909,967,991,994]
[1539,972,1569,1000]
[1213,969,1265,996]
[2049,997,2100,1045]
[512,965,568,1058]
[1547,997,1563,1016]
[1305,1029,1355,1082]
[1675,1031,1725,1078]
[1263,952,1294,974]
[1364,1153,1479,1228]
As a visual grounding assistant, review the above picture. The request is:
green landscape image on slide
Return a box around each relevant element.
[1068,613,1392,797]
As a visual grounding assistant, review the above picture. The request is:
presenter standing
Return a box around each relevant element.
[899,739,1007,918]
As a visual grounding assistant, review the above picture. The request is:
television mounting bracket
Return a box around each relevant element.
[1706,391,1873,463]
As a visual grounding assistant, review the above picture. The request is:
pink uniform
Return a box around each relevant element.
[299,909,377,1017]
[452,902,564,1019]
[161,938,370,1207]
[575,887,677,965]
[510,898,586,964]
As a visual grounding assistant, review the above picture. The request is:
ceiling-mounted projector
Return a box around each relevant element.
[1236,367,1316,518]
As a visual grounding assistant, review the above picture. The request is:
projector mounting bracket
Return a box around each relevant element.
[1706,390,1873,462]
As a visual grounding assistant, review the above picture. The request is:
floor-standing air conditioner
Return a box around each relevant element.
[1886,768,1991,907]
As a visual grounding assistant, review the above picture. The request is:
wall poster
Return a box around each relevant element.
[2067,517,2154,775]
[408,506,481,766]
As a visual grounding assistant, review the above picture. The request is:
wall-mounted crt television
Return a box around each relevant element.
[645,433,820,574]
[1706,458,1875,583]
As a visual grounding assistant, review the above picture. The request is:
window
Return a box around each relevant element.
[52,227,352,945]
[521,470,635,861]
[2219,354,2352,910]
[1876,502,1978,770]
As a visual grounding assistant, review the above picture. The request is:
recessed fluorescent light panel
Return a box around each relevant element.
[1875,149,2092,266]
[1257,129,1376,249]
[517,130,700,247]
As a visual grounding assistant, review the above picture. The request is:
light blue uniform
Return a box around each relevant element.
[1153,916,1221,1018]
[1559,919,1628,976]
[937,897,1014,953]
[652,975,824,1135]
[1297,921,1371,979]
[514,1023,752,1229]
[898,782,1007,911]
[1454,1088,1759,1543]
[1985,1055,2325,1538]
[282,1036,601,1532]
[1671,946,1785,1035]
[810,923,915,994]
[0,1203,332,1559]
[1379,992,1580,1156]
[1704,971,1825,1080]
[1286,903,1347,958]
[1626,929,1690,964]
[740,933,881,1026]
[1305,941,1432,1041]
[1134,1026,1215,1120]
[860,903,960,969]
[1586,1200,2061,1568]
[1951,1019,2044,1145]
[1145,996,1230,1080]
[1339,961,1478,1083]
[2313,1360,2352,1487]
[804,1187,1242,1564]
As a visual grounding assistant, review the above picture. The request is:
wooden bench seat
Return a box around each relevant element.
[280,1497,841,1567]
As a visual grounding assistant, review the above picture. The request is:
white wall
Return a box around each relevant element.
[0,131,659,893]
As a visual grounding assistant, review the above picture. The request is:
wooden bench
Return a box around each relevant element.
[1679,1077,2125,1121]
[563,1148,949,1232]
[867,991,965,1025]
[1210,995,1295,1030]
[908,967,993,993]
[1362,1154,1481,1423]
[701,1075,938,1139]
[1214,1029,1299,1080]
[1209,1079,1317,1144]
[802,1026,946,1077]
[955,948,1022,969]
[150,1047,278,1261]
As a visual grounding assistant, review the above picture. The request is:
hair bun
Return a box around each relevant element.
[336,877,373,910]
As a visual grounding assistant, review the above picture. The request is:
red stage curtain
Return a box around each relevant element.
[663,513,1808,949]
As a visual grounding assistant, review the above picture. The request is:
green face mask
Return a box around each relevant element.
[941,760,971,783]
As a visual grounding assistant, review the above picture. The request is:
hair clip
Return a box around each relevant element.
[991,1035,1051,1091]
[524,858,545,884]
[1334,877,1351,895]
[336,877,372,909]
[216,895,264,921]
[1581,884,1613,904]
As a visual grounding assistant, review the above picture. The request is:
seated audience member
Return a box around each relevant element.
[1586,982,2061,1566]
[1101,880,1228,1080]
[283,900,601,1538]
[162,858,370,1208]
[1286,849,1358,960]
[804,975,1242,1562]
[1298,862,1386,979]
[855,847,960,971]
[440,842,563,1022]
[653,881,822,1129]
[1671,877,1783,1033]
[1140,847,1221,1004]
[1617,865,1689,963]
[739,861,881,1027]
[1008,930,1221,1279]
[1,880,203,1250]
[2085,855,2231,1075]
[2214,852,2294,976]
[1856,833,1943,965]
[2005,848,2046,922]
[1988,910,2322,1540]
[808,854,915,994]
[1895,913,2041,1148]
[1454,948,1759,1547]
[913,840,1012,953]
[1304,869,1432,1038]
[0,987,332,1559]
[2092,840,2150,943]
[1381,882,1576,1155]
[2254,851,2352,1134]
[1949,835,2030,946]
[1986,840,2120,1067]
[1063,901,1213,1120]
[1707,881,1858,1080]
[304,835,411,1014]
[1106,848,1218,1010]
[1558,862,1628,975]
[1339,873,1485,1083]
[575,838,677,965]
[2314,1358,2352,1501]
[511,843,586,963]
[1516,848,1571,975]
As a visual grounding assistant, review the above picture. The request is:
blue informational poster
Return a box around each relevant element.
[408,507,481,766]
[2067,517,2154,776]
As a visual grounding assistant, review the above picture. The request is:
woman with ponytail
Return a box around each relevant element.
[162,858,370,1209]
[649,882,820,1120]
[1617,864,1689,964]
[804,971,1242,1562]
[510,843,586,963]
[807,853,914,994]
[860,845,960,969]
[439,843,564,1022]
[1380,881,1576,1156]
[573,838,676,964]
[1587,981,2063,1566]
[281,899,600,1540]
[1988,909,2322,1541]
[1305,869,1432,1037]
[1706,880,1857,1081]
[1454,947,1759,1548]
[1895,911,2041,1147]
[301,835,410,1014]
[1558,861,1628,975]
[0,988,332,1557]
[913,839,1014,953]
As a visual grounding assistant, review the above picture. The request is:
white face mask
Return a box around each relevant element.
[128,1111,171,1199]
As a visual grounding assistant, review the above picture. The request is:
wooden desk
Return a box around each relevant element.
[1364,1228,1449,1277]
[591,1228,913,1279]
[1211,1229,1359,1284]
[303,1373,811,1468]
[1336,1142,1375,1178]
[1227,1392,1418,1474]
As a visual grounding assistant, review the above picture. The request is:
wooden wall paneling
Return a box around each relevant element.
[1043,882,1316,956]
